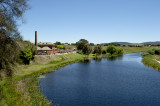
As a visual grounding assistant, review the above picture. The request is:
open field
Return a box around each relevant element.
[120,46,159,54]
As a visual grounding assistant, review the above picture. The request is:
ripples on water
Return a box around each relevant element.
[40,53,160,106]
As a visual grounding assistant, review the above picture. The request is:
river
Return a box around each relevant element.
[39,53,160,106]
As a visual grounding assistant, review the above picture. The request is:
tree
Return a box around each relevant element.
[107,45,117,55]
[82,44,92,55]
[93,45,102,55]
[106,46,123,56]
[71,43,76,46]
[0,0,29,76]
[117,48,123,55]
[147,49,155,55]
[102,50,107,54]
[90,43,94,46]
[55,41,61,47]
[55,41,61,45]
[56,45,65,49]
[0,0,28,37]
[155,49,160,55]
[76,39,89,50]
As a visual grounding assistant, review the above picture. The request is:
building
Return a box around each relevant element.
[35,31,76,55]
[37,42,56,55]
[35,31,56,55]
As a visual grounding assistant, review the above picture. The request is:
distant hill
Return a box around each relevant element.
[101,42,133,45]
[141,41,160,44]
[109,42,132,45]
[101,41,160,45]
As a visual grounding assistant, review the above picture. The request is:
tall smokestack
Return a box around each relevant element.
[35,31,37,46]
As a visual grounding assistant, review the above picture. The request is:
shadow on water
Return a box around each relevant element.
[93,57,102,62]
[83,59,91,63]
[83,55,123,63]
[107,55,123,61]
[94,58,102,62]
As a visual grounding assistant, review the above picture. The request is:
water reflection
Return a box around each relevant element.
[94,57,102,62]
[107,55,123,61]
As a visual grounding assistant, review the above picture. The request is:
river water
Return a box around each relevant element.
[39,53,160,106]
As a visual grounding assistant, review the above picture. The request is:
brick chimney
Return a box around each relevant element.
[35,31,37,46]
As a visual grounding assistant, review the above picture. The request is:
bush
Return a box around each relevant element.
[106,46,123,56]
[102,50,106,54]
[147,49,155,55]
[15,41,36,64]
[141,52,150,57]
[77,51,83,54]
[0,34,19,77]
[93,46,101,55]
[56,45,65,49]
[143,49,160,56]
[19,47,33,64]
[117,48,123,55]
[82,44,92,55]
[106,45,117,55]
[155,49,160,55]
[142,49,160,57]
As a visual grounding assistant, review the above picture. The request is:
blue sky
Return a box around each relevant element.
[18,0,160,44]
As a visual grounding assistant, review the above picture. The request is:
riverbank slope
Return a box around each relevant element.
[142,55,160,71]
[0,53,84,106]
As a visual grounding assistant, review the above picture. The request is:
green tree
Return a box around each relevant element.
[82,44,92,55]
[93,46,102,55]
[71,43,76,46]
[57,45,65,49]
[76,39,89,50]
[102,50,107,54]
[0,0,28,38]
[117,48,123,55]
[0,0,29,76]
[90,43,94,46]
[106,45,117,55]
[155,49,160,55]
[148,49,155,55]
[55,41,61,46]
[20,48,33,64]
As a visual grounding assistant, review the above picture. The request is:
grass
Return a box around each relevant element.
[0,77,50,106]
[119,46,160,54]
[142,54,160,71]
[0,53,84,106]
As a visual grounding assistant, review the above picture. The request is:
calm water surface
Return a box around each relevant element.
[39,53,160,106]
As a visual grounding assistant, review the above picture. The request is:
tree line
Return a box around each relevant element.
[76,39,123,59]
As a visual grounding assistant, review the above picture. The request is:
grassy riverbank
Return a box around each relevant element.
[0,53,84,106]
[142,55,160,71]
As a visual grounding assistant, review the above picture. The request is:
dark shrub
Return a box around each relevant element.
[117,49,123,55]
[155,49,160,55]
[148,49,155,55]
[19,48,33,64]
[102,50,106,54]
